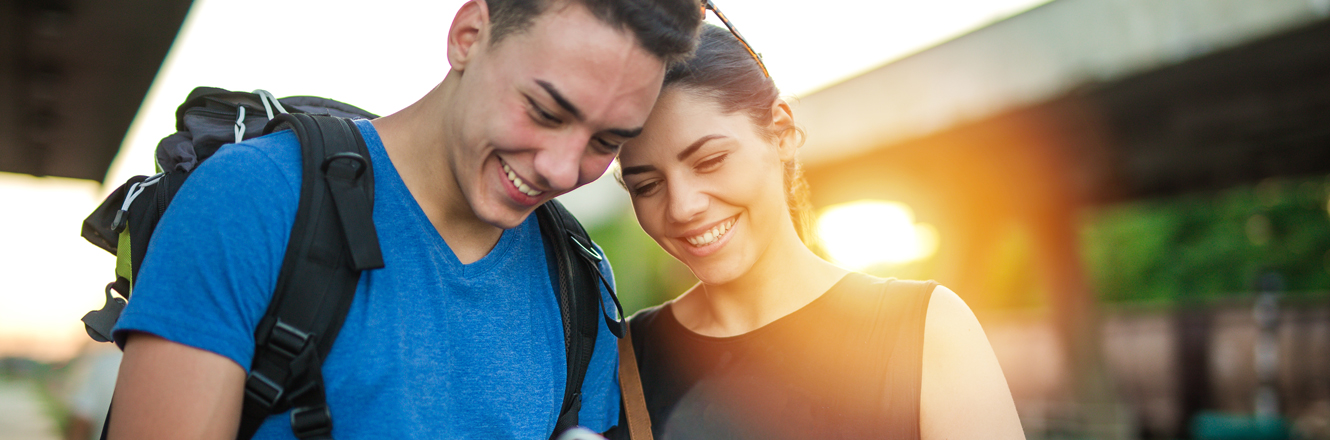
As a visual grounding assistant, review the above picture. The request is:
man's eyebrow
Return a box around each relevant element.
[677,135,725,161]
[620,164,657,176]
[535,80,583,121]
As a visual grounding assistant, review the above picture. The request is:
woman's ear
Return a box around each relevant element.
[771,98,799,162]
[447,0,491,72]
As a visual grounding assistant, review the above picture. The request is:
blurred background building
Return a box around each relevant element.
[793,0,1330,438]
[3,0,1330,439]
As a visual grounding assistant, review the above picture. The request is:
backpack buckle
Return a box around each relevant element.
[268,320,313,360]
[321,152,368,180]
[567,234,603,262]
[291,404,334,439]
[244,371,285,409]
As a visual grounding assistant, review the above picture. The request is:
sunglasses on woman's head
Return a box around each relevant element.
[703,0,770,78]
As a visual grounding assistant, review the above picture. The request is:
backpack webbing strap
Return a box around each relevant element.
[238,114,382,440]
[537,200,627,439]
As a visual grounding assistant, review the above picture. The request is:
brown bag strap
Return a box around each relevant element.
[618,325,654,440]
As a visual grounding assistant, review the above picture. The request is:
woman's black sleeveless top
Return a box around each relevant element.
[628,273,936,440]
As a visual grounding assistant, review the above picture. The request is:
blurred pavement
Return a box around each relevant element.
[0,380,59,440]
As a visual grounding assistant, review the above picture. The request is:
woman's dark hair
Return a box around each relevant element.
[487,0,703,64]
[664,24,814,245]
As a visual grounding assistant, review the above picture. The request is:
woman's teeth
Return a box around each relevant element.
[503,163,543,197]
[685,218,735,247]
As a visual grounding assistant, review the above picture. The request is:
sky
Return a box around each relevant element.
[0,0,1050,361]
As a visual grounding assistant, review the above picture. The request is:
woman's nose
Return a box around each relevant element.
[666,180,709,224]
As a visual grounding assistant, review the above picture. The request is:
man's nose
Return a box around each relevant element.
[532,133,589,192]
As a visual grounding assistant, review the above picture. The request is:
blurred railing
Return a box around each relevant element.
[980,293,1330,439]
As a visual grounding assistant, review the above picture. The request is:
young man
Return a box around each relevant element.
[107,0,701,438]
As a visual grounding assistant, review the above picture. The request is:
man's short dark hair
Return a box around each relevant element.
[487,0,702,64]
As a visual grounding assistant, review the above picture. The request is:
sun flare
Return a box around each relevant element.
[816,200,939,270]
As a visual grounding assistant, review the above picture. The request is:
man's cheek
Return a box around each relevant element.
[579,157,615,186]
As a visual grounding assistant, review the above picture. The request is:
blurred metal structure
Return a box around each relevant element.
[0,0,193,183]
[792,0,1330,437]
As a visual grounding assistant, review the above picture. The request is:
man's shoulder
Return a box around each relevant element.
[202,130,302,183]
[167,130,306,224]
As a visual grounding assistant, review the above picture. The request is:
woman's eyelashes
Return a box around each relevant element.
[631,180,661,197]
[695,153,728,172]
[629,153,730,198]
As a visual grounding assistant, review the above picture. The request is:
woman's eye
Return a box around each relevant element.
[696,153,728,172]
[632,181,661,197]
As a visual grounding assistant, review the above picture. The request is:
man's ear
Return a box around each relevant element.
[448,0,490,72]
[771,98,799,161]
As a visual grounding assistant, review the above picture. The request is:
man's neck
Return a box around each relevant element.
[372,81,505,264]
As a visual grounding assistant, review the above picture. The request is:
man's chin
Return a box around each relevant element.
[477,204,541,230]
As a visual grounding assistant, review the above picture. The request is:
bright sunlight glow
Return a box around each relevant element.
[816,200,939,270]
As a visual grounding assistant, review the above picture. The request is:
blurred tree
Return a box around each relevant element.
[1081,176,1330,303]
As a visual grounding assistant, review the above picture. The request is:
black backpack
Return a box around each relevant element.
[81,87,625,440]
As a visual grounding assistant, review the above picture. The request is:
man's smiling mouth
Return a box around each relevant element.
[501,160,544,197]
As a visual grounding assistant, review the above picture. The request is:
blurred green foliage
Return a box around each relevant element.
[586,209,697,316]
[1081,176,1330,303]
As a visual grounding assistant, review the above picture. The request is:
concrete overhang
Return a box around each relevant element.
[1,0,193,183]
[791,0,1330,168]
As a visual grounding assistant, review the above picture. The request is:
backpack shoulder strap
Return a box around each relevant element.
[535,200,626,439]
[238,114,383,440]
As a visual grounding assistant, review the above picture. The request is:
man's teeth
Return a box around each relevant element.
[503,163,543,197]
[685,218,735,247]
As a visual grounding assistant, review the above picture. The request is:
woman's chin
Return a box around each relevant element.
[684,259,747,287]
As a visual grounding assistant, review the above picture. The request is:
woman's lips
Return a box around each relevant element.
[676,215,739,257]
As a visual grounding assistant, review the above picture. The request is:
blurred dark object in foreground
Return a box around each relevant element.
[0,0,193,182]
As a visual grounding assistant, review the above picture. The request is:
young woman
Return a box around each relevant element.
[616,23,1026,439]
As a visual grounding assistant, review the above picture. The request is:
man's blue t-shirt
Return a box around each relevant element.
[114,119,621,438]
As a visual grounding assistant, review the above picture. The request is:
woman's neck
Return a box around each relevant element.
[673,226,848,337]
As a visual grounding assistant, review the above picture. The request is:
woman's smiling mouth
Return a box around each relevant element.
[683,216,737,248]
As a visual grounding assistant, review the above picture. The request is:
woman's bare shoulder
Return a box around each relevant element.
[919,285,1026,439]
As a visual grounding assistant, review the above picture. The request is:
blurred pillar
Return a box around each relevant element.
[1176,303,1214,437]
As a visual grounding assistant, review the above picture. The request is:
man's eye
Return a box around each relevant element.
[595,138,622,153]
[696,153,728,172]
[632,181,661,197]
[527,97,561,124]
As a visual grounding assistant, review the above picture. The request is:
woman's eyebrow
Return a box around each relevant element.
[622,135,726,177]
[621,164,657,176]
[677,135,725,161]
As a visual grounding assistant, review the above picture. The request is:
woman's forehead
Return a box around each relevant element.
[626,92,754,159]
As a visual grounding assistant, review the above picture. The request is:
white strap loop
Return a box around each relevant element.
[254,89,288,120]
[121,172,165,212]
[233,105,247,144]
